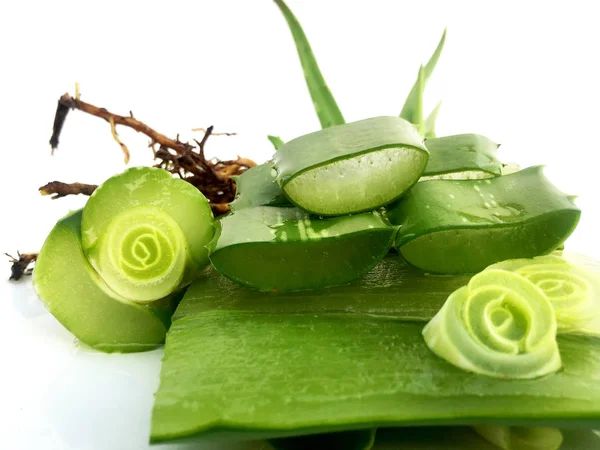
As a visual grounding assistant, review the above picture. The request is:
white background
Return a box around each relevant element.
[1,1,599,449]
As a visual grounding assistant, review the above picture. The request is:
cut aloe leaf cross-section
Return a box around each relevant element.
[33,210,172,353]
[209,206,396,291]
[273,116,429,216]
[230,163,291,211]
[387,166,580,274]
[421,134,503,180]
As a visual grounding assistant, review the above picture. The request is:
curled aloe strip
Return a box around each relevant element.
[269,429,376,450]
[81,167,214,302]
[268,135,285,150]
[421,134,503,181]
[230,163,290,210]
[273,0,344,128]
[489,255,600,333]
[274,116,428,215]
[423,269,561,379]
[33,210,172,352]
[400,29,446,126]
[473,426,563,450]
[388,166,580,274]
[210,206,396,292]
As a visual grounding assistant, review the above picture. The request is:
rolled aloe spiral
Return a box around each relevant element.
[423,270,561,379]
[82,167,214,302]
[489,255,600,332]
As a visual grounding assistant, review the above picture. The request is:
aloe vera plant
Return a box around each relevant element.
[151,254,600,443]
[387,166,580,274]
[34,167,214,351]
[209,206,396,291]
[274,116,429,215]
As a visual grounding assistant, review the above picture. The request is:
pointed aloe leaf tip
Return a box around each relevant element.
[273,0,345,129]
[400,28,447,125]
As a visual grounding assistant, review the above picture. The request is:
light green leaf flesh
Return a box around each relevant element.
[473,425,563,450]
[422,270,561,379]
[274,116,428,215]
[210,207,396,292]
[388,166,580,273]
[33,210,170,352]
[273,0,345,129]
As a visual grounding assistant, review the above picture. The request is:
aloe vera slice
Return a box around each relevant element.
[422,270,561,379]
[151,307,600,442]
[387,166,580,274]
[209,206,396,291]
[421,134,502,180]
[488,255,600,333]
[273,0,345,129]
[230,163,290,211]
[274,116,429,215]
[269,429,376,450]
[81,167,214,302]
[33,211,171,352]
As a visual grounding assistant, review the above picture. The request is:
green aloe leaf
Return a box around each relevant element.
[274,116,428,215]
[421,134,503,180]
[387,166,580,274]
[209,206,396,291]
[268,135,285,150]
[151,254,600,443]
[472,426,563,450]
[423,101,442,139]
[230,163,290,210]
[274,0,344,128]
[400,29,446,126]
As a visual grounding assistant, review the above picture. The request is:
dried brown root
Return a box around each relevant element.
[5,252,38,281]
[39,182,98,199]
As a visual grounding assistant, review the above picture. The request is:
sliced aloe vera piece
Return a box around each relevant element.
[81,167,214,302]
[387,166,580,274]
[270,429,376,450]
[151,309,600,442]
[230,163,290,211]
[421,134,502,180]
[209,206,396,291]
[33,210,172,352]
[274,116,428,215]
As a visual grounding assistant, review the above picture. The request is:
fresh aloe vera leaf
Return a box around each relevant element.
[174,255,469,321]
[33,210,171,353]
[423,270,561,379]
[269,429,376,450]
[268,135,285,150]
[209,206,396,291]
[230,163,290,210]
[400,29,446,125]
[387,166,580,274]
[488,255,600,333]
[423,101,442,139]
[473,426,563,450]
[274,116,428,215]
[421,134,502,180]
[273,0,344,129]
[151,310,600,442]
